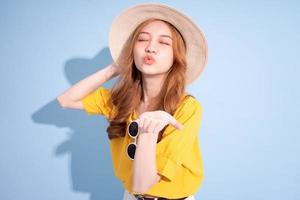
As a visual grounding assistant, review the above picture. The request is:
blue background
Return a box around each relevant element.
[1,0,299,200]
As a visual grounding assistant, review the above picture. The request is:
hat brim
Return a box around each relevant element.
[109,3,208,84]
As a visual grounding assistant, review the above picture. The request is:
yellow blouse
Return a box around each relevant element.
[81,86,205,198]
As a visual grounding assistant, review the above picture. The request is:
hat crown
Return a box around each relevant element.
[109,3,208,84]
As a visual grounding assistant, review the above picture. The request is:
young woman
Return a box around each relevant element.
[57,3,208,200]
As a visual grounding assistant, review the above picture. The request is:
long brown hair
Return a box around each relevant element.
[106,18,191,142]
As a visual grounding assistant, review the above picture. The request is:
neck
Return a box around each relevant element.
[141,73,167,103]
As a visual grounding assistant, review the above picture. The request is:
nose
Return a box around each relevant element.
[145,41,157,53]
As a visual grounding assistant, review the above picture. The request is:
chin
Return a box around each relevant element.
[141,66,160,74]
[140,71,157,76]
[136,64,154,72]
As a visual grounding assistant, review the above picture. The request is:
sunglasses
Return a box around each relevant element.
[126,120,140,160]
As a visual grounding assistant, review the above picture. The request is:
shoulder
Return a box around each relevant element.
[170,94,203,121]
[99,86,112,96]
[178,94,202,113]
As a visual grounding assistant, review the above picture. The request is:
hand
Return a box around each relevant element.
[111,62,121,77]
[135,110,184,135]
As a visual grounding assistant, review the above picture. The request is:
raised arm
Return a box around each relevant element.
[56,63,120,109]
[132,111,184,193]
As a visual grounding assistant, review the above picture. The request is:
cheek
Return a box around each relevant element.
[133,46,143,69]
[133,47,140,62]
[162,50,174,65]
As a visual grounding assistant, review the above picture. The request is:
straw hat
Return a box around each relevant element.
[108,2,208,84]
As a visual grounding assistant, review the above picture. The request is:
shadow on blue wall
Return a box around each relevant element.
[31,47,124,200]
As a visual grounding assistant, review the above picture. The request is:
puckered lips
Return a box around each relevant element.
[143,55,156,65]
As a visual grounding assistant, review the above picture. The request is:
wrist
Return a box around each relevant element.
[137,131,158,145]
[110,63,120,77]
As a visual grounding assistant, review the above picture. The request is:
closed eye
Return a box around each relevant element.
[160,42,170,46]
[137,39,170,46]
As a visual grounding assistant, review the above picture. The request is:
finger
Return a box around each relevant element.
[139,117,145,133]
[168,116,184,130]
[148,119,160,134]
[143,117,151,133]
[153,121,165,134]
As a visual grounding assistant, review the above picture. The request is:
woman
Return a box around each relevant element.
[57,3,208,200]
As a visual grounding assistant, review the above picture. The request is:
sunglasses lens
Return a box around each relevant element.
[127,143,136,160]
[128,121,139,137]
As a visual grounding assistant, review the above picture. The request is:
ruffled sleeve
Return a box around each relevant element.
[81,86,113,118]
[155,97,203,181]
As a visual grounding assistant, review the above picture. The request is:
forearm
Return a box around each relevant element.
[57,63,117,103]
[132,132,159,193]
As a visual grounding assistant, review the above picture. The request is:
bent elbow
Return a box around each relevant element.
[132,180,151,194]
[132,186,149,194]
[132,175,160,194]
[57,95,68,108]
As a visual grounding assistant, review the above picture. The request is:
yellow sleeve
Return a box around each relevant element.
[155,97,203,181]
[81,86,113,118]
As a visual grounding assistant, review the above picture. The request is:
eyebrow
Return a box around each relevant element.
[139,31,173,40]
